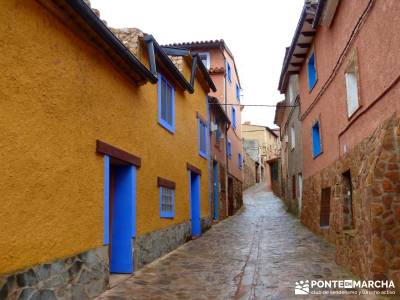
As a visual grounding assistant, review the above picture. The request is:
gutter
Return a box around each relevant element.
[312,0,326,29]
[144,34,194,93]
[192,53,217,92]
[278,6,307,92]
[65,0,157,84]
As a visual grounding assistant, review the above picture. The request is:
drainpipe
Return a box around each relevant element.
[222,48,230,218]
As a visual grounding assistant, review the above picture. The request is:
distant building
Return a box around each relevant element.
[242,122,281,193]
[274,73,304,217]
[166,40,244,216]
[278,0,400,287]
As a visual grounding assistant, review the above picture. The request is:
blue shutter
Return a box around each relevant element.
[199,119,207,158]
[232,107,236,129]
[312,122,321,157]
[158,74,175,133]
[308,53,317,90]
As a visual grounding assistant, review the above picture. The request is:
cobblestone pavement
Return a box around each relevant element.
[97,183,378,300]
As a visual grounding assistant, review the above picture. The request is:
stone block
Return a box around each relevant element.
[372,237,385,256]
[391,259,400,270]
[371,257,388,273]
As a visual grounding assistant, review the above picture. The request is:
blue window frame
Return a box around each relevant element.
[160,186,174,218]
[231,107,237,130]
[158,74,175,133]
[312,122,322,157]
[238,153,243,169]
[308,52,317,90]
[227,139,232,159]
[198,118,207,158]
[236,83,240,102]
[227,62,232,83]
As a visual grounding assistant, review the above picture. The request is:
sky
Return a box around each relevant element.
[90,0,303,128]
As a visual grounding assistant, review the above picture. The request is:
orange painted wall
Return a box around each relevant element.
[0,1,210,274]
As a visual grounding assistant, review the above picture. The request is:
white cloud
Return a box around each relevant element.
[90,0,303,127]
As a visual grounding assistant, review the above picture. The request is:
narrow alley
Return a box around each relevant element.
[97,183,358,300]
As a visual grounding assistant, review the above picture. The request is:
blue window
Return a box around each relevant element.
[158,74,175,133]
[227,62,232,83]
[227,139,232,159]
[160,186,174,218]
[238,153,243,169]
[312,122,322,157]
[236,83,240,102]
[231,107,237,130]
[199,118,207,158]
[308,52,317,90]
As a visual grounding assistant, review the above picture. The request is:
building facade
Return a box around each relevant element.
[278,0,400,288]
[0,1,216,298]
[207,96,231,221]
[166,40,244,217]
[242,122,281,192]
[275,74,304,217]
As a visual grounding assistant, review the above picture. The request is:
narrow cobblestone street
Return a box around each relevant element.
[97,183,362,300]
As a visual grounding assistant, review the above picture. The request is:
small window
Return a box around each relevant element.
[158,74,175,133]
[345,71,359,117]
[292,175,296,200]
[227,62,232,83]
[290,125,295,150]
[312,122,322,157]
[198,118,207,158]
[320,187,331,227]
[231,107,236,129]
[307,52,317,90]
[342,170,354,230]
[227,139,232,159]
[160,187,174,218]
[198,52,210,70]
[236,83,240,102]
[238,153,243,169]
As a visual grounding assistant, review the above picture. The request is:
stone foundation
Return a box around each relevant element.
[134,222,191,269]
[301,115,400,290]
[134,217,211,270]
[0,247,109,300]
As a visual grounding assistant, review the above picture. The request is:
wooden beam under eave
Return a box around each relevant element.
[306,18,314,24]
[301,31,315,37]
[297,43,311,48]
[290,63,303,67]
[293,53,307,59]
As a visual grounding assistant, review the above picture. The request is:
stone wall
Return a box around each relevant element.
[301,115,400,290]
[243,150,257,190]
[270,159,283,198]
[110,28,143,58]
[134,218,212,269]
[233,177,243,213]
[135,222,190,269]
[0,247,108,300]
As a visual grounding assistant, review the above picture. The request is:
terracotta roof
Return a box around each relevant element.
[209,67,225,74]
[163,39,242,88]
[164,40,234,59]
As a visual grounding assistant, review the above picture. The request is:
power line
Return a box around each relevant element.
[209,103,297,107]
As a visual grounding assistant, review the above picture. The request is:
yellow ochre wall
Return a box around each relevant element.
[0,1,210,275]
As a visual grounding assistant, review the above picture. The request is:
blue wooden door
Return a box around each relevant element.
[190,172,201,236]
[110,165,135,273]
[213,162,219,221]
